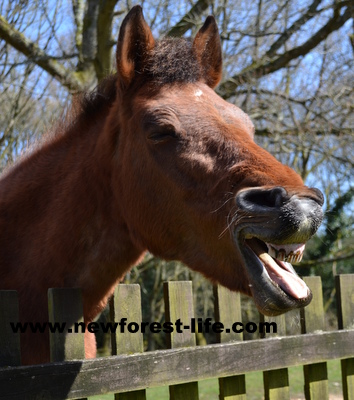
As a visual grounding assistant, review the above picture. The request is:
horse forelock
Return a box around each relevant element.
[144,38,201,85]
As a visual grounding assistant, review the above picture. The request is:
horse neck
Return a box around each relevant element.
[0,106,142,317]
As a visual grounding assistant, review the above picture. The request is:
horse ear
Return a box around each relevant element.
[116,6,155,89]
[193,16,222,88]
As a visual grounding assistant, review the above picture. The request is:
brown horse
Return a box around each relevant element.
[0,6,323,365]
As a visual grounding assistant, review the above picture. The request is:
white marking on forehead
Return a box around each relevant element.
[194,89,203,97]
[226,104,255,139]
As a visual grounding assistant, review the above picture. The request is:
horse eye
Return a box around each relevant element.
[147,126,178,143]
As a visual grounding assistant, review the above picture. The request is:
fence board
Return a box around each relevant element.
[164,281,199,400]
[0,291,21,367]
[110,284,146,400]
[301,276,328,400]
[261,313,290,400]
[0,329,353,399]
[336,274,354,400]
[214,285,246,400]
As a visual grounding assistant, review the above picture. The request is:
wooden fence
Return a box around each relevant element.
[0,274,353,399]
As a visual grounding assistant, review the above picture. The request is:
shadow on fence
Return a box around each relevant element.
[0,274,353,399]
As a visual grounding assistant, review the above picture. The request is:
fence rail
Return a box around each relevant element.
[0,274,353,400]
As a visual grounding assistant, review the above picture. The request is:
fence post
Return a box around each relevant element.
[261,312,289,400]
[110,284,146,400]
[164,281,199,400]
[301,276,329,400]
[0,291,21,367]
[214,285,246,400]
[336,274,354,400]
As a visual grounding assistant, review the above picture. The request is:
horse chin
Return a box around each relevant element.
[235,231,312,316]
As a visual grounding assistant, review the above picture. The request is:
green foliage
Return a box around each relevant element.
[312,188,354,259]
[301,187,354,314]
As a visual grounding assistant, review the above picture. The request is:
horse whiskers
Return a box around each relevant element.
[214,192,251,239]
[218,209,251,240]
[211,192,235,214]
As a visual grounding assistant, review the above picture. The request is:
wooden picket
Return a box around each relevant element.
[336,274,354,400]
[0,274,353,399]
[164,281,199,400]
[110,284,146,400]
[261,312,289,400]
[48,288,86,363]
[214,285,246,400]
[0,291,21,367]
[301,277,328,400]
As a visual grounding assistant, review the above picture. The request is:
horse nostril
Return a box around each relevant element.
[266,187,288,208]
[310,188,324,206]
[236,186,288,212]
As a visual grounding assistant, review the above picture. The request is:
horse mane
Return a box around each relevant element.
[64,74,117,135]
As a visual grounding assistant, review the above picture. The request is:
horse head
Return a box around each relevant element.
[109,6,324,316]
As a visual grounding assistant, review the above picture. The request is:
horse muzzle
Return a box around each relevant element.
[233,186,324,316]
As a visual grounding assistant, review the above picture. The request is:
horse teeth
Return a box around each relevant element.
[266,243,305,264]
[277,250,286,261]
[267,246,277,258]
[286,252,303,264]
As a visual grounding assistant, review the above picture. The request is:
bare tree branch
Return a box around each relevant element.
[255,127,353,137]
[0,14,85,92]
[166,0,213,37]
[300,249,354,267]
[265,0,322,59]
[218,3,352,98]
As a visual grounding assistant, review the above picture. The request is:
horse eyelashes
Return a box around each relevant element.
[144,118,180,143]
[147,127,178,143]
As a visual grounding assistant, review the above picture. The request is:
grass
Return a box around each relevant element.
[90,359,343,399]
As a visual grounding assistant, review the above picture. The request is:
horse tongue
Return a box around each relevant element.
[249,241,309,300]
[258,252,308,299]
